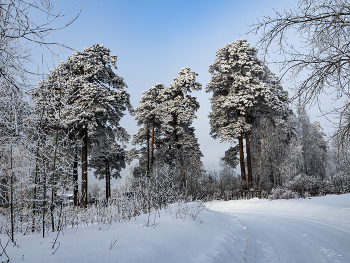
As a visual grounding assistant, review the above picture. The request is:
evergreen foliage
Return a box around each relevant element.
[206,39,289,189]
[32,44,133,207]
[131,68,204,186]
[132,83,165,174]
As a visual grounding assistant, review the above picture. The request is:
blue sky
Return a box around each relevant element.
[28,0,335,185]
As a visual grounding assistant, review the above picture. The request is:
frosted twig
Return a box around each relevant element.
[0,238,10,261]
[109,234,119,250]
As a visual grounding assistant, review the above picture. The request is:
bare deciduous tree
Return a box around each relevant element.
[250,0,350,149]
[250,0,350,102]
[0,0,81,89]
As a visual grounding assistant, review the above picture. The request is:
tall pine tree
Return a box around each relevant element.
[158,67,203,185]
[33,44,133,207]
[132,83,165,175]
[206,39,289,189]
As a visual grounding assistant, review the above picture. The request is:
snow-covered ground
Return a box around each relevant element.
[2,194,350,263]
[1,202,250,263]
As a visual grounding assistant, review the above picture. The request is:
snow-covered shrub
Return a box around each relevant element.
[260,190,269,199]
[286,174,321,198]
[268,187,298,200]
[320,173,350,195]
[167,201,206,222]
[267,172,350,200]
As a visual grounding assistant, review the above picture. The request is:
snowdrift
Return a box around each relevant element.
[1,202,249,263]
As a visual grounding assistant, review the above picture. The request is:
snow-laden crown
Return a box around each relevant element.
[206,39,289,142]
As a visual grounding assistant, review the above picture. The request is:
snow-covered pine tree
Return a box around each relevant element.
[206,39,289,190]
[66,45,133,207]
[158,67,203,186]
[64,45,132,207]
[220,146,240,169]
[33,44,133,208]
[89,126,128,200]
[131,83,165,175]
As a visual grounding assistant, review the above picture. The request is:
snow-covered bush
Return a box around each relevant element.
[326,173,350,194]
[285,174,321,198]
[167,201,206,222]
[268,187,298,200]
[266,172,350,200]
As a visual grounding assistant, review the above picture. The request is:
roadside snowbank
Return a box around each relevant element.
[1,202,249,263]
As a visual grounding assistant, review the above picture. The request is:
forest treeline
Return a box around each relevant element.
[1,0,350,240]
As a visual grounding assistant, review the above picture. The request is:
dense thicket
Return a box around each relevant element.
[0,0,80,241]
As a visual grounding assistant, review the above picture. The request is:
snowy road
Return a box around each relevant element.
[209,196,350,263]
[238,212,350,263]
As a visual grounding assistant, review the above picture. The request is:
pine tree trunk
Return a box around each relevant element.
[146,128,150,176]
[256,153,261,188]
[105,161,108,200]
[245,111,253,189]
[238,133,247,190]
[105,160,110,200]
[50,191,55,232]
[73,154,78,206]
[81,126,88,208]
[150,115,155,170]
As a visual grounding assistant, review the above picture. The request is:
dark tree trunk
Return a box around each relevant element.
[105,161,108,200]
[150,115,155,170]
[81,127,88,208]
[238,133,247,190]
[146,128,150,176]
[73,154,79,206]
[105,161,110,200]
[245,111,253,189]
